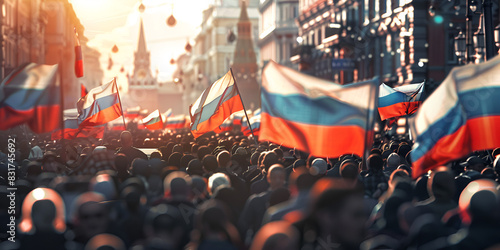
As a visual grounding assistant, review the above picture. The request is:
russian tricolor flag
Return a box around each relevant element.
[410,56,500,178]
[166,115,188,130]
[378,82,424,120]
[242,113,260,136]
[0,63,61,133]
[77,78,123,127]
[190,70,244,138]
[142,109,164,130]
[260,61,378,158]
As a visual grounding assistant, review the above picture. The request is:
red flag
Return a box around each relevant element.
[74,27,84,78]
[80,83,88,98]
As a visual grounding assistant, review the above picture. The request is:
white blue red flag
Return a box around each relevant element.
[77,78,122,127]
[142,109,164,130]
[166,115,188,130]
[410,56,500,178]
[260,61,378,158]
[190,70,244,138]
[378,82,424,120]
[0,63,61,133]
[242,113,261,136]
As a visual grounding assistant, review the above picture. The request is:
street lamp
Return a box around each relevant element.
[473,15,485,62]
[455,30,466,64]
[495,24,500,52]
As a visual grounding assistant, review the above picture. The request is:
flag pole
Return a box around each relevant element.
[362,78,378,170]
[58,62,66,162]
[230,68,258,145]
[113,77,127,130]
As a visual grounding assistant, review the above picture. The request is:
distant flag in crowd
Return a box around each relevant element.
[0,63,61,133]
[233,111,244,126]
[166,115,188,130]
[142,109,164,130]
[74,27,84,78]
[77,78,123,127]
[260,61,378,158]
[124,106,141,120]
[378,82,424,120]
[189,70,244,138]
[80,83,88,98]
[410,56,500,178]
[242,113,261,136]
[162,108,173,120]
[51,118,104,140]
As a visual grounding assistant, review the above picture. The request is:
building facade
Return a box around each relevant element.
[1,0,103,109]
[293,0,498,88]
[126,17,183,114]
[258,0,299,69]
[182,0,260,112]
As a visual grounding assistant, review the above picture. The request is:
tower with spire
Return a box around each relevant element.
[231,0,260,108]
[128,18,158,110]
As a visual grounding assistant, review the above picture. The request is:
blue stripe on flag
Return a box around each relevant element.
[1,86,60,110]
[378,92,408,108]
[191,85,238,128]
[411,86,500,162]
[261,90,368,127]
[78,94,119,123]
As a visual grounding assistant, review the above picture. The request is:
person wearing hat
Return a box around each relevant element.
[454,156,486,201]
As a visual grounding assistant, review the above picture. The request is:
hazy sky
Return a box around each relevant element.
[70,0,210,87]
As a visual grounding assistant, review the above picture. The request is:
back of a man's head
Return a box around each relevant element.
[367,154,384,172]
[217,150,231,168]
[202,155,218,173]
[120,131,133,147]
[267,164,286,190]
[262,152,279,171]
[428,170,455,200]
[341,162,359,181]
[163,171,191,199]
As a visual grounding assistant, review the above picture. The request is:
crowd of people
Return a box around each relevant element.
[1,126,500,250]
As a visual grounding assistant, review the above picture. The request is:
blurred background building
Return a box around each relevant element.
[1,0,103,109]
[291,0,499,90]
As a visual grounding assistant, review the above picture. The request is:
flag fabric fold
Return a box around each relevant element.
[0,63,61,133]
[260,61,378,158]
[189,70,244,138]
[214,117,233,133]
[77,78,123,127]
[410,56,500,178]
[51,118,104,140]
[142,109,164,130]
[378,82,424,120]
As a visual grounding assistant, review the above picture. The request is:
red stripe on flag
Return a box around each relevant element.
[79,103,122,127]
[260,113,366,158]
[191,95,244,138]
[0,105,61,133]
[378,101,421,120]
[412,115,500,178]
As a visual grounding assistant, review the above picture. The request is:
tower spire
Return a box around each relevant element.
[137,18,147,53]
